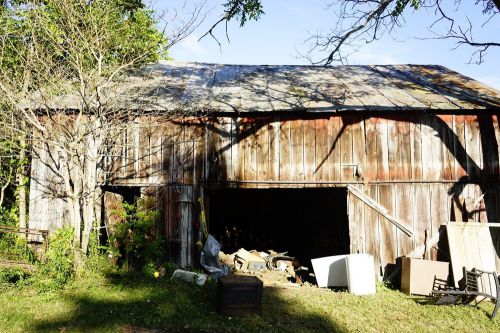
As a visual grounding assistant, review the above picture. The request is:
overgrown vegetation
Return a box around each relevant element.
[110,198,166,274]
[0,0,171,261]
[34,228,75,290]
[0,206,35,264]
[0,267,30,290]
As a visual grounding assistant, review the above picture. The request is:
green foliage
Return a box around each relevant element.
[0,0,168,90]
[391,0,421,16]
[0,205,18,227]
[0,139,26,209]
[0,233,36,263]
[0,205,36,263]
[224,0,264,27]
[81,230,115,278]
[0,267,30,290]
[110,198,165,272]
[35,227,75,290]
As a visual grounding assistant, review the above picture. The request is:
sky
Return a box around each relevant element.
[152,0,500,90]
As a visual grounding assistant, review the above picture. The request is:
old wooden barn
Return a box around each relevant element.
[28,62,500,276]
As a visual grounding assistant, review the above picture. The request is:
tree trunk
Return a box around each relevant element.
[80,133,101,255]
[18,124,27,233]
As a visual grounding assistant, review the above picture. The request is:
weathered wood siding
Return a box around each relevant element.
[29,112,500,269]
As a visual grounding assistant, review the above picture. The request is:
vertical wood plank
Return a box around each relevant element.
[437,115,455,180]
[465,116,481,180]
[348,188,365,254]
[377,118,389,181]
[365,185,382,274]
[340,116,353,181]
[328,116,342,181]
[413,184,431,258]
[493,115,500,181]
[410,120,422,180]
[193,118,206,185]
[138,123,149,179]
[256,119,270,181]
[364,118,378,181]
[218,117,232,182]
[396,184,413,257]
[430,115,444,181]
[173,122,184,184]
[279,119,291,181]
[162,122,174,183]
[387,119,399,180]
[303,119,316,181]
[240,118,257,180]
[291,119,304,181]
[378,185,397,269]
[245,119,257,181]
[454,115,468,178]
[351,116,366,182]
[421,115,436,180]
[398,120,411,180]
[314,118,329,181]
[235,118,245,181]
[269,116,280,181]
[150,125,162,183]
[183,120,196,185]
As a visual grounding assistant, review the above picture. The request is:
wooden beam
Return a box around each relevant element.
[347,185,413,237]
[447,222,500,228]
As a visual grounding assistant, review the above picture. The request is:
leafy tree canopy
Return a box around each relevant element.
[0,0,167,85]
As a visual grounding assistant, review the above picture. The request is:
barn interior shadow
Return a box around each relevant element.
[30,278,346,333]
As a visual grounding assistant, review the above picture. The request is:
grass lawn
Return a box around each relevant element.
[1,274,499,333]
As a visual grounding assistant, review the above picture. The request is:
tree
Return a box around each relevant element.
[0,0,201,262]
[207,0,500,64]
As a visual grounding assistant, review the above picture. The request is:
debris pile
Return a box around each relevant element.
[219,248,309,286]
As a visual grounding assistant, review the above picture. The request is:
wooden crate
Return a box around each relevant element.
[216,275,263,316]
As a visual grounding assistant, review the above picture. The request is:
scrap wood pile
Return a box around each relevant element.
[219,248,310,286]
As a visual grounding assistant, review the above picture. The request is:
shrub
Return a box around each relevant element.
[0,233,37,263]
[0,267,30,286]
[81,230,115,277]
[35,227,75,289]
[109,198,166,271]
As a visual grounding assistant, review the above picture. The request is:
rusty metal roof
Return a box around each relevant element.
[30,62,500,112]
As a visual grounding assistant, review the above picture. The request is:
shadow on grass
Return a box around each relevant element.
[30,275,346,333]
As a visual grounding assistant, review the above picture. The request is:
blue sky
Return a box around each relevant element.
[152,1,500,89]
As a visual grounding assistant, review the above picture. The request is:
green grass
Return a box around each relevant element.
[1,273,499,333]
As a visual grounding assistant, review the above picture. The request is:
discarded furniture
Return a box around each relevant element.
[446,222,499,287]
[311,254,376,295]
[346,254,376,295]
[311,255,348,288]
[216,275,263,316]
[430,267,500,318]
[401,257,449,296]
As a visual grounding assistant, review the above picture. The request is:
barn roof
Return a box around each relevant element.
[32,62,500,112]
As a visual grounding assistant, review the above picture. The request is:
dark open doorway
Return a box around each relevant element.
[208,187,350,268]
[101,186,142,243]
